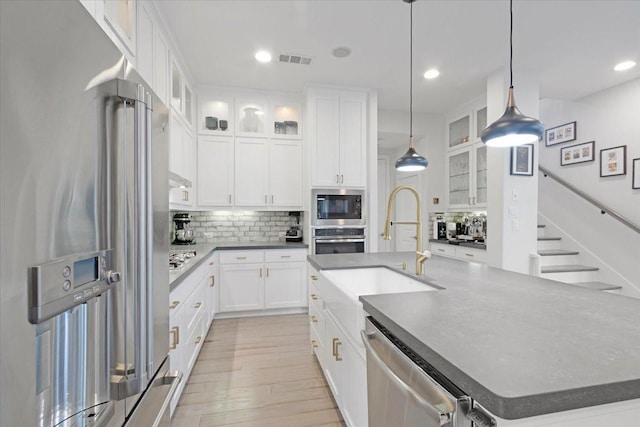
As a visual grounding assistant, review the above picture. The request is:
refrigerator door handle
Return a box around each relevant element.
[124,370,183,427]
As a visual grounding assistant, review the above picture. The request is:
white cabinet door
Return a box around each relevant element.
[219,264,264,312]
[136,2,153,86]
[339,94,367,187]
[311,93,341,187]
[153,32,169,105]
[342,340,368,427]
[168,302,183,415]
[323,313,344,405]
[234,138,268,206]
[269,140,302,208]
[264,261,306,309]
[197,136,234,207]
[169,113,184,177]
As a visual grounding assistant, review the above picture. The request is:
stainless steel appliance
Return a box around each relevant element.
[172,212,196,245]
[285,211,303,242]
[312,189,365,226]
[1,2,181,426]
[169,250,198,271]
[312,227,366,254]
[362,317,495,427]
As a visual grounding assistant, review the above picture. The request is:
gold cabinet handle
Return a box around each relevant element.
[194,302,202,309]
[271,195,274,204]
[310,294,318,300]
[437,248,445,252]
[332,338,342,361]
[169,300,180,309]
[265,194,268,204]
[259,268,262,278]
[236,256,247,260]
[210,275,215,287]
[310,275,318,281]
[228,194,232,204]
[195,336,202,345]
[209,261,214,266]
[332,338,337,357]
[465,253,474,257]
[311,340,318,348]
[310,315,317,323]
[169,326,179,349]
[280,255,290,259]
[266,268,269,278]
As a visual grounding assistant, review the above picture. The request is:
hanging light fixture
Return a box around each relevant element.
[481,0,544,147]
[395,0,428,171]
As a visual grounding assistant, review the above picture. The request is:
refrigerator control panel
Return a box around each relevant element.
[28,249,117,324]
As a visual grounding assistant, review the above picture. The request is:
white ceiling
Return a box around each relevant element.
[157,0,640,117]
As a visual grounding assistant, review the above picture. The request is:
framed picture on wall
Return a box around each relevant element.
[599,145,626,177]
[560,141,595,166]
[633,158,640,189]
[545,121,577,146]
[510,144,534,176]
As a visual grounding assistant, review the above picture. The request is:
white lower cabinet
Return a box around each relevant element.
[168,252,216,416]
[430,242,487,263]
[308,263,368,427]
[219,249,308,314]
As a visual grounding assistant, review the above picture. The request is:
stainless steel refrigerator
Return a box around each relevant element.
[0,1,180,426]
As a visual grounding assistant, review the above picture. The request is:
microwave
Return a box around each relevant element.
[312,189,365,226]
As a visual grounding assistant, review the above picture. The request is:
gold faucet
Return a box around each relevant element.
[383,185,429,275]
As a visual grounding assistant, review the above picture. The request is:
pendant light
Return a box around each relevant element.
[481,0,544,147]
[395,0,428,171]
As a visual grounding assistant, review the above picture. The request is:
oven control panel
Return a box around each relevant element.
[28,249,118,324]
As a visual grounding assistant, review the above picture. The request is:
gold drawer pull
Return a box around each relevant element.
[169,301,180,309]
[169,326,179,349]
[194,302,202,309]
[465,253,474,257]
[236,256,247,260]
[437,248,445,252]
[209,261,214,266]
[310,315,317,323]
[311,294,318,300]
[311,340,318,348]
[195,336,202,345]
[210,275,215,287]
[332,338,342,361]
[310,275,318,281]
[280,255,291,259]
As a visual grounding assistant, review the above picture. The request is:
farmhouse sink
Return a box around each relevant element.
[319,267,439,350]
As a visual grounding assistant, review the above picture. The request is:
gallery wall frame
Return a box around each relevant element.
[545,121,577,146]
[600,145,626,177]
[510,144,534,176]
[560,141,595,166]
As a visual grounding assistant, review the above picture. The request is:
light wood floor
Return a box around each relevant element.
[172,314,346,427]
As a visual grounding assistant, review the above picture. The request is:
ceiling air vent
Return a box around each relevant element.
[279,54,312,65]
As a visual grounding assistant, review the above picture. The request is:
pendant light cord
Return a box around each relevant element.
[409,0,413,140]
[509,0,513,89]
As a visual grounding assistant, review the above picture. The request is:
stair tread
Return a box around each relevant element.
[537,236,562,241]
[538,249,579,256]
[541,265,600,273]
[573,281,623,291]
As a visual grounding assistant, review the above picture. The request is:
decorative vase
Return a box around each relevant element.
[243,107,259,132]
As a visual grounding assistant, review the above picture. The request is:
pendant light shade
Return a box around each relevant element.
[396,0,428,171]
[481,0,543,147]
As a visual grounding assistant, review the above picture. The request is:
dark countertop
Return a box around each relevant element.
[169,241,308,291]
[307,252,640,420]
[429,238,486,250]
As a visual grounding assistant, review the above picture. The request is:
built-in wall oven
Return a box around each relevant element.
[312,227,366,254]
[362,317,496,427]
[312,189,365,226]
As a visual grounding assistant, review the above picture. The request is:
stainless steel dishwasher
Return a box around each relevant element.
[362,317,496,427]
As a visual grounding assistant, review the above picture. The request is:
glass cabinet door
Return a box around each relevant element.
[475,144,487,205]
[448,114,470,148]
[171,61,182,112]
[475,107,487,142]
[448,149,471,206]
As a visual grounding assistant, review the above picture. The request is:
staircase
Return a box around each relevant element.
[536,224,622,293]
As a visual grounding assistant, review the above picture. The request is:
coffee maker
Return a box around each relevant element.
[172,212,195,245]
[285,212,303,242]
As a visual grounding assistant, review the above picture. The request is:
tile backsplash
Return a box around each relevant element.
[428,211,487,239]
[170,211,299,243]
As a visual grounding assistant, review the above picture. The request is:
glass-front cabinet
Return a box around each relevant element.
[198,96,233,136]
[446,103,488,210]
[236,98,268,137]
[270,100,302,139]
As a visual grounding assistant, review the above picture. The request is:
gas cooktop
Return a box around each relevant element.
[169,249,197,271]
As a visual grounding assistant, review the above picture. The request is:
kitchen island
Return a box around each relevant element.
[307,252,640,424]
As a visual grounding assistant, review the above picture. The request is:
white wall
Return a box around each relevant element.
[538,78,640,294]
[539,78,640,225]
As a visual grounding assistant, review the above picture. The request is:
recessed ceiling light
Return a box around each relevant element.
[332,47,351,58]
[255,50,272,63]
[614,60,636,71]
[423,69,440,79]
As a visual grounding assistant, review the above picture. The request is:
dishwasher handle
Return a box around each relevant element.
[361,329,453,426]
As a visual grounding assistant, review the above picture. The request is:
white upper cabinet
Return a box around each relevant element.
[236,98,268,138]
[197,136,234,208]
[308,88,367,188]
[153,31,169,105]
[171,60,183,113]
[269,140,303,208]
[135,1,153,86]
[446,103,488,210]
[102,0,136,58]
[234,138,269,206]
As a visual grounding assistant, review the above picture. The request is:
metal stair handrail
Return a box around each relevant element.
[539,165,640,235]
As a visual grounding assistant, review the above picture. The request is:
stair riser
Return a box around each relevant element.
[537,228,546,239]
[539,255,579,267]
[540,270,599,283]
[537,240,562,251]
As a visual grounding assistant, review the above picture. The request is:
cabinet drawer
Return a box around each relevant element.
[430,243,455,257]
[309,281,323,309]
[308,298,325,341]
[455,246,487,263]
[219,250,264,264]
[184,284,206,334]
[264,249,307,263]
